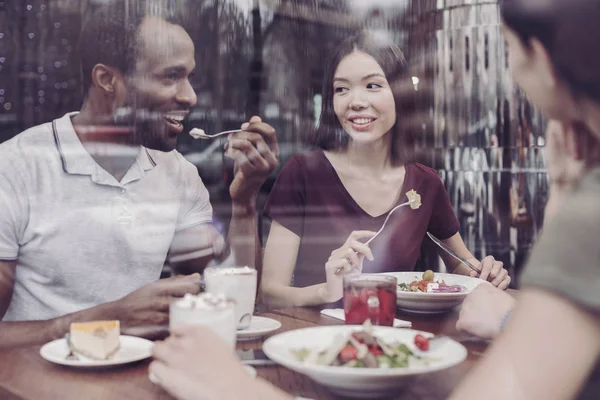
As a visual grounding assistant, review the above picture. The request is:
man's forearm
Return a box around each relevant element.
[228,201,260,270]
[0,301,119,349]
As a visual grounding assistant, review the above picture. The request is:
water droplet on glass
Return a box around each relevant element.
[54,22,61,28]
[0,57,5,63]
[37,67,43,73]
[4,102,12,111]
[54,83,61,89]
[28,33,35,39]
[0,89,4,95]
[27,5,32,11]
[54,61,61,68]
[38,90,45,96]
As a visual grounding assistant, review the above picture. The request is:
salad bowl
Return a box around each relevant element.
[262,325,467,398]
[380,272,488,313]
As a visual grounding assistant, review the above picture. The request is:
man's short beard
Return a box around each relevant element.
[135,119,174,152]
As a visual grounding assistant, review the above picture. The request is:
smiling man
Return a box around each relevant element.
[0,0,279,347]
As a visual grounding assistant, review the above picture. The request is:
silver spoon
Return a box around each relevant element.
[189,128,242,140]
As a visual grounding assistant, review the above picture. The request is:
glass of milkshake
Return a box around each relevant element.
[169,293,236,348]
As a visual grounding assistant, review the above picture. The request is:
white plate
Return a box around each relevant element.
[40,335,153,368]
[381,272,487,313]
[236,316,281,341]
[263,326,467,399]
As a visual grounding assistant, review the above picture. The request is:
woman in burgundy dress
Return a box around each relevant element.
[260,32,510,307]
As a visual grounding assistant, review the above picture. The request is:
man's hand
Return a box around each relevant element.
[225,116,279,204]
[456,284,516,340]
[113,274,201,338]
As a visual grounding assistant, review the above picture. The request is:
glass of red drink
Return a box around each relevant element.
[343,274,398,326]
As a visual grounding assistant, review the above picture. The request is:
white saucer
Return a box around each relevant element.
[236,316,281,341]
[40,335,153,368]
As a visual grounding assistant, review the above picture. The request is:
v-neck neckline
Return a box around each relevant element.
[320,150,410,219]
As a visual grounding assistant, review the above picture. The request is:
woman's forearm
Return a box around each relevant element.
[260,282,329,308]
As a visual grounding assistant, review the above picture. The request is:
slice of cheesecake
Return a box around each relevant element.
[69,320,120,360]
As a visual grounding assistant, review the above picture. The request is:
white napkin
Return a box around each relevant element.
[320,308,412,328]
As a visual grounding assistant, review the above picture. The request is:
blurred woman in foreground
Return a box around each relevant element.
[453,0,600,398]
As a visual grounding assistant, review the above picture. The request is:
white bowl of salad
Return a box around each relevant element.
[262,324,467,398]
[380,271,487,314]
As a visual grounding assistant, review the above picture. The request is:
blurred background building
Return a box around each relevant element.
[0,0,548,284]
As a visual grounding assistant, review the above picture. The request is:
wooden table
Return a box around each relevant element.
[0,307,490,399]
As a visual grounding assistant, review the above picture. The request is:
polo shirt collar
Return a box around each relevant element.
[53,112,95,176]
[52,112,157,180]
[138,148,157,171]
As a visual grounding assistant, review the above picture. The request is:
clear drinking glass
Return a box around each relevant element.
[343,274,398,326]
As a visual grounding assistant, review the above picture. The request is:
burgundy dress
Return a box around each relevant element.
[264,150,460,288]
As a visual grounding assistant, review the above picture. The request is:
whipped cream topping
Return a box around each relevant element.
[173,293,232,310]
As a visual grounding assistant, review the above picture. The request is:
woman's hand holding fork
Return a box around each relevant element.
[320,231,376,303]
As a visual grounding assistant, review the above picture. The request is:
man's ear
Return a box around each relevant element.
[529,38,559,90]
[90,64,122,95]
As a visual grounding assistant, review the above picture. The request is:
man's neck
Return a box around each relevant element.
[72,106,139,182]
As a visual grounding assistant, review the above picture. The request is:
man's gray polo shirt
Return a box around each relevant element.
[0,113,213,321]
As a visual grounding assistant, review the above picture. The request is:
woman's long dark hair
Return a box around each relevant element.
[501,0,600,103]
[311,31,415,165]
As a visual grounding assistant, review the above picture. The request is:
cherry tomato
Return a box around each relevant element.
[339,345,358,362]
[368,345,384,356]
[414,334,430,351]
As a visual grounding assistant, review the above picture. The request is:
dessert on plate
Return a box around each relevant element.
[69,320,120,360]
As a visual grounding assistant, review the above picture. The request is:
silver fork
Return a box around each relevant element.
[335,200,410,274]
[189,128,242,140]
[365,200,411,246]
